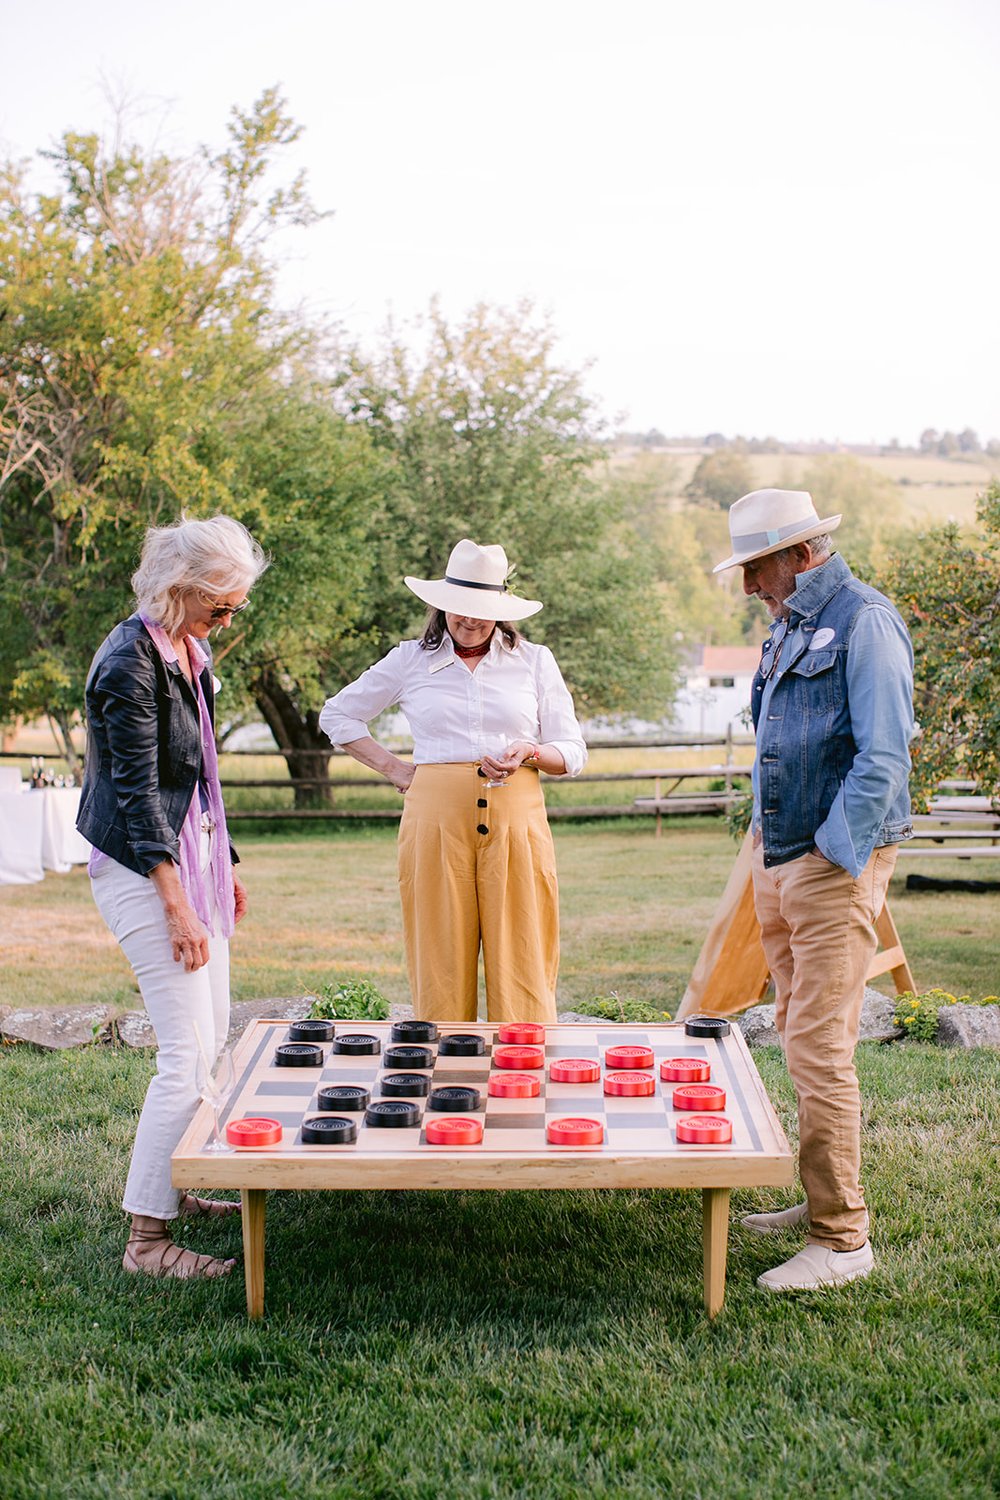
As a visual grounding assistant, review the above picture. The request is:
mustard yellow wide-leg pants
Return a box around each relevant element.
[397,763,560,1023]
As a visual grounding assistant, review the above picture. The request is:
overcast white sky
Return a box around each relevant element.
[2,0,997,444]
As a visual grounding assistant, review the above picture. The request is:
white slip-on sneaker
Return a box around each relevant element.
[757,1240,874,1292]
[741,1202,811,1235]
[742,1203,870,1237]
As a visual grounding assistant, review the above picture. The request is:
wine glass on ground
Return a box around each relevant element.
[195,1047,236,1153]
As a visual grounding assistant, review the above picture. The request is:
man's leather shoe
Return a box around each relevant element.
[757,1241,874,1292]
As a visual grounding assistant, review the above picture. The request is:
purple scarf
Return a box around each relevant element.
[94,615,235,938]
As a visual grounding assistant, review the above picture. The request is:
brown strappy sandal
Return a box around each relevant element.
[122,1224,236,1280]
[178,1192,242,1219]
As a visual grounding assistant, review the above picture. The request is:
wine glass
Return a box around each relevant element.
[195,1047,236,1154]
[478,741,509,789]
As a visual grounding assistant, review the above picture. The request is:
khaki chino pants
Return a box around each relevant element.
[751,842,898,1251]
[398,763,560,1023]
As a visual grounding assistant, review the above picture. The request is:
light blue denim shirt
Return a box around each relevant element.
[751,553,915,876]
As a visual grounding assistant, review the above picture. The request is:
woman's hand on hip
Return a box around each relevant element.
[389,760,416,793]
[233,872,249,925]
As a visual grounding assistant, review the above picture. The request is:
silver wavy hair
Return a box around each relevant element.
[132,515,268,635]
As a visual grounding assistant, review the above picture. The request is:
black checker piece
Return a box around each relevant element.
[383,1045,434,1070]
[391,1020,439,1045]
[318,1084,370,1112]
[438,1033,487,1057]
[380,1072,431,1097]
[428,1086,482,1112]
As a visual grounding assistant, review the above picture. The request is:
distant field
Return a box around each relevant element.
[608,447,998,528]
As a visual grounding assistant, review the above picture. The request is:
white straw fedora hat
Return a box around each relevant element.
[713,489,842,573]
[404,539,543,621]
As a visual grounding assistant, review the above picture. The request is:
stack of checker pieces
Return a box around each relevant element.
[224,1016,740,1152]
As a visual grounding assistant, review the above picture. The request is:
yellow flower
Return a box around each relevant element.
[904,1016,916,1025]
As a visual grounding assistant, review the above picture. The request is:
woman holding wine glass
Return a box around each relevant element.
[319,539,586,1025]
[77,515,267,1280]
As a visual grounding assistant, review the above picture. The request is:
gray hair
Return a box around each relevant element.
[132,515,268,635]
[775,532,834,563]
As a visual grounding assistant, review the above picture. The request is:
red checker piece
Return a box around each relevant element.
[604,1071,656,1097]
[226,1117,282,1147]
[547,1117,604,1145]
[549,1057,601,1083]
[676,1114,733,1144]
[425,1117,483,1146]
[488,1072,542,1098]
[493,1045,545,1070]
[497,1022,546,1045]
[604,1044,654,1070]
[672,1083,726,1111]
[660,1058,711,1083]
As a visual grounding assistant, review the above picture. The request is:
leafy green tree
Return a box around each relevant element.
[337,302,677,720]
[0,89,380,798]
[684,448,754,508]
[880,484,1000,808]
[800,454,907,576]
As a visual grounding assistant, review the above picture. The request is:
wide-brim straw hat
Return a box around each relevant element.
[404,539,543,620]
[713,489,842,573]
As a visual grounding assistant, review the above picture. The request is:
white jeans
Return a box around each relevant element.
[91,831,230,1219]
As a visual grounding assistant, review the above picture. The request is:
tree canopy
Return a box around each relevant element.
[880,483,1000,808]
[1,100,676,786]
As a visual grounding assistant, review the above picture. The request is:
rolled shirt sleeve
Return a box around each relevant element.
[319,647,408,748]
[535,645,588,777]
[813,604,915,876]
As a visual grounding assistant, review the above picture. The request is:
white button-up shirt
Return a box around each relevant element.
[319,634,588,776]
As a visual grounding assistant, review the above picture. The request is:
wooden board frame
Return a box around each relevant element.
[173,1019,793,1321]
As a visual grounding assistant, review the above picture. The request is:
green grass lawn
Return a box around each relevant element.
[2,820,997,1013]
[1,1041,997,1499]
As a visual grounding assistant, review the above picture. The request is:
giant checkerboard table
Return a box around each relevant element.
[173,1019,793,1318]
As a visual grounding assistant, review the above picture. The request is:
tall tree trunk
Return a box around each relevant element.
[252,667,333,808]
[48,710,81,773]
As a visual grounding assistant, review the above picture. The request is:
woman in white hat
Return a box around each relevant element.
[318,540,587,1023]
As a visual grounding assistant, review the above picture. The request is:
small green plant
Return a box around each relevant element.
[308,978,391,1021]
[726,789,753,842]
[893,988,967,1041]
[585,992,672,1024]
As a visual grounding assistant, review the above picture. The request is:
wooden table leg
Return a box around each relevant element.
[702,1187,730,1318]
[241,1188,266,1319]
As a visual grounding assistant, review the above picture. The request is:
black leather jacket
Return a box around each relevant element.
[76,614,239,876]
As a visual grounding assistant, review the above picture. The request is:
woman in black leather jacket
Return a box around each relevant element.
[78,515,267,1280]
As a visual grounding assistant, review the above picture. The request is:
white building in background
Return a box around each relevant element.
[670,645,762,738]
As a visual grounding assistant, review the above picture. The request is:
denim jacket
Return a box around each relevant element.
[751,552,914,875]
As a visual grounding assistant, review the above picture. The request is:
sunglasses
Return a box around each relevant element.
[198,591,250,621]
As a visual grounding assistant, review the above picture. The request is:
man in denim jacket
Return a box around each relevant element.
[715,489,914,1292]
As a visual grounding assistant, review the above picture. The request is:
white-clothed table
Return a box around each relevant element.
[0,789,44,884]
[0,786,91,885]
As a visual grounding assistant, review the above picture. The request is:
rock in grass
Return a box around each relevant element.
[737,1004,780,1047]
[1,1004,114,1051]
[738,988,903,1049]
[936,1003,1000,1050]
[114,1011,156,1049]
[857,989,903,1042]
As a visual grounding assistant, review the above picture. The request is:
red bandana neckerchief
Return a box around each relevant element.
[452,632,494,659]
